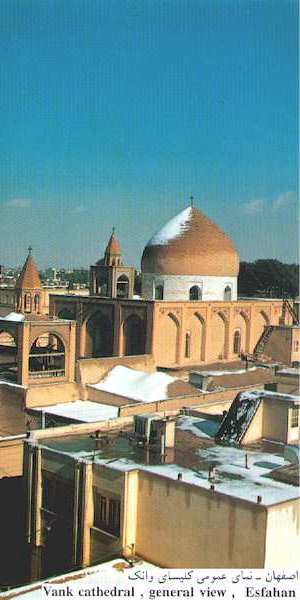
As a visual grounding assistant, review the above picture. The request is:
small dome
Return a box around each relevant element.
[141,206,239,277]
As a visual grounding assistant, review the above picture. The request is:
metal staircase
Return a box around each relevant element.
[282,297,299,325]
[254,325,274,358]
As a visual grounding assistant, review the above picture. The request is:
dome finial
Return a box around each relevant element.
[112,226,115,234]
[190,195,194,208]
[28,245,33,255]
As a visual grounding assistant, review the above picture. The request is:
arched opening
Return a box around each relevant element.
[157,312,179,365]
[58,308,75,320]
[29,334,65,379]
[123,314,146,356]
[187,313,206,362]
[24,293,32,312]
[116,275,129,299]
[233,311,249,354]
[223,286,232,301]
[211,312,227,361]
[85,312,113,358]
[189,286,202,301]
[0,330,18,382]
[34,294,40,313]
[155,285,164,300]
[185,331,191,358]
[233,330,241,355]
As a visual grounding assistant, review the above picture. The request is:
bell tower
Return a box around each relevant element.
[90,230,135,298]
[15,247,43,314]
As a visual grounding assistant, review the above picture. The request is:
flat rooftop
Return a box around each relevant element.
[29,401,119,423]
[2,558,159,599]
[38,414,300,507]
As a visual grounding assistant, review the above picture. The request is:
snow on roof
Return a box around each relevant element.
[2,559,160,599]
[0,380,25,389]
[39,411,300,506]
[277,368,300,376]
[1,312,25,322]
[146,206,193,246]
[90,365,178,402]
[176,416,220,439]
[91,447,299,507]
[194,366,257,377]
[32,401,119,423]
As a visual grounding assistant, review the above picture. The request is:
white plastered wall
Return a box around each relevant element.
[142,273,237,302]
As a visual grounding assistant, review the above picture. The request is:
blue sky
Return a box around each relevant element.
[0,0,298,269]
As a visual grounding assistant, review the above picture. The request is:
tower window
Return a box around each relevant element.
[116,275,129,298]
[24,293,32,311]
[155,285,164,300]
[189,286,202,301]
[224,286,232,301]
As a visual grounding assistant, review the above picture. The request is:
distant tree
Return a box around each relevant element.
[238,260,299,298]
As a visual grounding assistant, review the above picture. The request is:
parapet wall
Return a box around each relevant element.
[76,354,156,384]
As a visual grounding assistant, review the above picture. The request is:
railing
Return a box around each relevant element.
[29,369,65,379]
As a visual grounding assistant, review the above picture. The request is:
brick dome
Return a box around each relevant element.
[141,206,239,277]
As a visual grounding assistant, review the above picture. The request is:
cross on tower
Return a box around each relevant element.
[28,245,33,255]
[190,195,194,208]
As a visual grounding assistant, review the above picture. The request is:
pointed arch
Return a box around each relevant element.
[29,333,65,379]
[233,310,250,354]
[122,314,146,355]
[85,311,113,358]
[187,312,206,362]
[210,311,228,361]
[157,312,180,365]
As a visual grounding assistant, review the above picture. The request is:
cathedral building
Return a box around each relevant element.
[0,202,298,389]
[49,203,297,373]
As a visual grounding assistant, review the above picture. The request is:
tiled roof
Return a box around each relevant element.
[15,252,42,290]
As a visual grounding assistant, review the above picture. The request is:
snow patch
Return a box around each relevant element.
[176,416,220,439]
[91,366,177,403]
[197,367,257,377]
[146,206,193,246]
[32,401,119,423]
[1,312,25,322]
[277,368,300,376]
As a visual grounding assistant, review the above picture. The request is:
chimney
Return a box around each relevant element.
[257,495,262,504]
[177,473,182,481]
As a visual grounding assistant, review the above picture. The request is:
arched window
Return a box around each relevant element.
[29,334,65,379]
[233,330,241,355]
[116,275,129,298]
[189,286,202,301]
[123,315,146,355]
[185,331,191,358]
[155,285,164,300]
[224,286,232,301]
[34,294,40,313]
[24,293,32,311]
